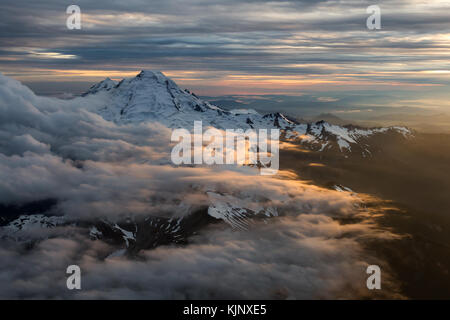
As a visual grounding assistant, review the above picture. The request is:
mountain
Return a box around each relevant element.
[0,191,280,255]
[86,70,413,157]
[0,214,66,242]
[286,121,413,157]
[81,77,116,96]
[89,70,294,130]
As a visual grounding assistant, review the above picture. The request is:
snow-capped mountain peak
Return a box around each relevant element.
[95,70,235,127]
[82,77,116,96]
[136,70,171,82]
[286,120,413,156]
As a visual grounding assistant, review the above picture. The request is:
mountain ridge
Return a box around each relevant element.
[86,70,414,157]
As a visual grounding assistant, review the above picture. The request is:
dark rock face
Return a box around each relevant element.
[90,208,218,256]
[128,208,217,256]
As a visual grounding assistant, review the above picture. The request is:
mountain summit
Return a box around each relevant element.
[82,77,116,96]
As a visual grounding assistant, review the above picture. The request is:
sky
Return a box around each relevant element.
[0,0,449,111]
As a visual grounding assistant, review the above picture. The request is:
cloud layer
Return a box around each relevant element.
[0,74,403,299]
[0,0,448,101]
[0,212,402,299]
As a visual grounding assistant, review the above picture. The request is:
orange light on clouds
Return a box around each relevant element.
[3,66,447,96]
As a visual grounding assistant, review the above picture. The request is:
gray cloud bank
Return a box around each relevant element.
[0,215,402,299]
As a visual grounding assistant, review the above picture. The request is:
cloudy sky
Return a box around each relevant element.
[0,0,449,110]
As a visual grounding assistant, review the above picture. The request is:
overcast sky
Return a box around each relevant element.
[0,0,449,110]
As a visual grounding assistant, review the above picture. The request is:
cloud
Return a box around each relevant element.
[317,97,339,102]
[0,213,402,299]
